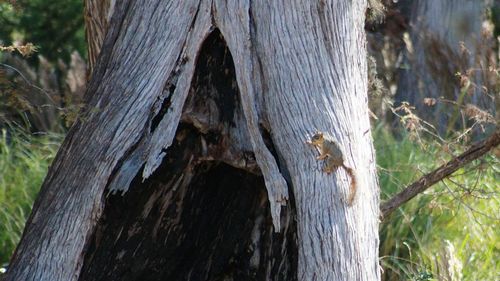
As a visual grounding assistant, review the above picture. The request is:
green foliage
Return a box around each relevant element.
[0,2,19,44]
[0,127,61,265]
[376,125,499,281]
[0,0,85,63]
[2,123,496,279]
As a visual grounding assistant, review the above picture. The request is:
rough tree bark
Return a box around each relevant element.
[83,0,113,75]
[6,1,380,281]
[395,0,495,133]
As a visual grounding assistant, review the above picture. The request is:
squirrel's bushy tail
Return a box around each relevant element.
[344,166,357,206]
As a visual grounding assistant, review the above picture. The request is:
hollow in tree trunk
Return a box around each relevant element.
[6,1,380,280]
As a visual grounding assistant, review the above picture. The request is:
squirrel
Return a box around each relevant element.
[308,131,357,206]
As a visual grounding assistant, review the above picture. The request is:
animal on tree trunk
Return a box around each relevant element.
[308,131,357,206]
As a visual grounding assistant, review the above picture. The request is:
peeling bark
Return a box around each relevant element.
[6,1,380,280]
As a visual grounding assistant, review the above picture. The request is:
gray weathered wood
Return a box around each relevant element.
[6,1,380,280]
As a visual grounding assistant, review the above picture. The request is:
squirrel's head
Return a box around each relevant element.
[310,131,324,145]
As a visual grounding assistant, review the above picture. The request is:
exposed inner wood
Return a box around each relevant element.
[180,30,259,173]
[80,139,297,281]
[79,30,297,281]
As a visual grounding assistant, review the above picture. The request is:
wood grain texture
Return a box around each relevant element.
[6,1,380,280]
[236,2,380,280]
[6,1,201,280]
[84,0,113,75]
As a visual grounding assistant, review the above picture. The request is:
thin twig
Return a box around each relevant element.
[0,62,62,109]
[442,181,499,221]
[380,128,500,219]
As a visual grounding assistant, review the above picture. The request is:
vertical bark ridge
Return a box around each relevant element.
[142,1,212,177]
[213,0,290,231]
[105,0,211,194]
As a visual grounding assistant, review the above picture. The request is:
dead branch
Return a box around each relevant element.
[381,128,500,219]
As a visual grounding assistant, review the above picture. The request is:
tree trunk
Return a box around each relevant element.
[84,0,113,75]
[6,1,380,281]
[395,0,495,133]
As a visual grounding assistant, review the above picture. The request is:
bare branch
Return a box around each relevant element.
[381,128,500,219]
